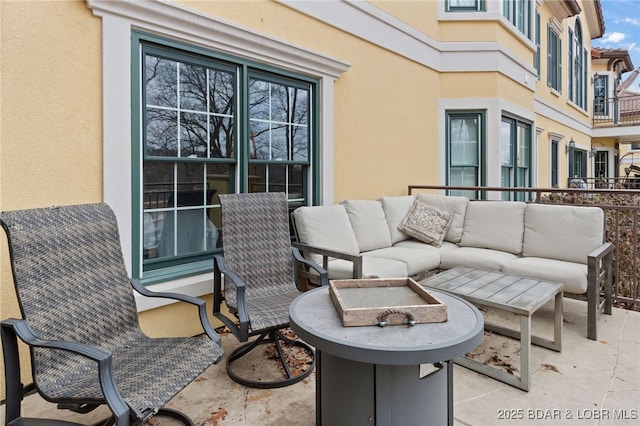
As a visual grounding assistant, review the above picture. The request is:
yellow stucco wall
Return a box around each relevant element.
[1,0,104,398]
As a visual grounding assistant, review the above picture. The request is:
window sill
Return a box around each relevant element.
[134,271,213,313]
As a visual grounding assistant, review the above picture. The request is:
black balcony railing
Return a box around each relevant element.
[408,185,640,311]
[593,94,640,126]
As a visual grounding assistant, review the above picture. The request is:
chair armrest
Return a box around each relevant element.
[292,242,363,278]
[213,255,249,340]
[1,319,129,425]
[292,247,328,286]
[130,279,221,345]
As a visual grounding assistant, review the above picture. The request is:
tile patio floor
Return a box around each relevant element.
[2,297,639,426]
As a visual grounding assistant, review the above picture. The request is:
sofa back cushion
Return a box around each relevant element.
[379,195,416,243]
[523,204,604,264]
[416,194,469,243]
[341,200,393,252]
[460,201,526,254]
[292,205,360,258]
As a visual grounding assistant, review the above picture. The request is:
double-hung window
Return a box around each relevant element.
[547,24,562,92]
[446,111,485,199]
[500,116,532,200]
[503,0,531,38]
[534,10,541,79]
[551,140,559,187]
[136,35,318,280]
[568,21,587,109]
[594,75,608,116]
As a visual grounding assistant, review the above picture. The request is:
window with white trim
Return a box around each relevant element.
[136,34,318,278]
[534,10,541,79]
[446,111,485,199]
[500,115,532,201]
[547,24,562,92]
[551,139,559,187]
[568,20,587,109]
[503,0,531,38]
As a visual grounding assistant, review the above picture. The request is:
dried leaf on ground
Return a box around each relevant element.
[485,354,519,375]
[210,407,228,426]
[542,363,560,373]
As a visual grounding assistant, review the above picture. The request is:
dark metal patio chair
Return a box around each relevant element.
[1,203,224,426]
[213,192,328,388]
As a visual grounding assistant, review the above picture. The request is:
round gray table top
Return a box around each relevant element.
[289,286,484,365]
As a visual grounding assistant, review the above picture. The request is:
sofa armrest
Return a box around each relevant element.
[292,242,363,278]
[584,242,613,340]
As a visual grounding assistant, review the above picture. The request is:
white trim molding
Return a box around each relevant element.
[280,0,536,91]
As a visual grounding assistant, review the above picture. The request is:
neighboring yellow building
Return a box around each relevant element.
[1,0,639,399]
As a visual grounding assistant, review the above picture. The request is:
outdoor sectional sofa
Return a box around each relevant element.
[291,193,613,340]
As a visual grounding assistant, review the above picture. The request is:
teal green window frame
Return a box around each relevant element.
[446,0,485,12]
[534,10,541,79]
[445,110,486,200]
[131,31,321,283]
[500,115,532,201]
[568,21,587,109]
[547,24,562,92]
[503,0,531,38]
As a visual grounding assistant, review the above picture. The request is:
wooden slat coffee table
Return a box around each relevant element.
[420,266,563,391]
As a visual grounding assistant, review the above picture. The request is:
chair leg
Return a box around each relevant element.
[226,330,315,389]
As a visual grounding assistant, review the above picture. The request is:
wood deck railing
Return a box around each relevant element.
[407,185,640,311]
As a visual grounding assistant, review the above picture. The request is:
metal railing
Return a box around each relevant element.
[593,94,640,126]
[408,185,640,310]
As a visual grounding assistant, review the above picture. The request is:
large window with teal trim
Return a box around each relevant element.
[568,20,588,110]
[503,0,531,38]
[446,111,485,199]
[135,35,318,278]
[547,24,562,92]
[500,115,532,201]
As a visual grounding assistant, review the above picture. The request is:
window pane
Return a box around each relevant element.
[249,121,269,159]
[517,125,529,167]
[450,0,477,6]
[146,56,177,108]
[292,124,309,161]
[180,63,207,111]
[249,79,270,120]
[180,111,208,157]
[144,162,174,210]
[288,164,305,201]
[500,120,512,167]
[249,77,310,162]
[146,53,236,160]
[450,117,479,166]
[146,108,178,156]
[210,115,233,158]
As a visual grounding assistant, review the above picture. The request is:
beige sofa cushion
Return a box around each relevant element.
[326,256,407,279]
[460,201,526,255]
[416,194,469,243]
[440,246,519,271]
[365,246,441,276]
[523,204,604,264]
[398,199,452,247]
[341,200,392,252]
[502,257,587,294]
[292,205,360,262]
[379,195,416,243]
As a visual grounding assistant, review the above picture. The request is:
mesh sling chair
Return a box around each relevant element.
[213,192,328,388]
[1,203,224,426]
